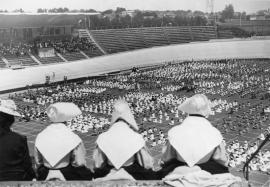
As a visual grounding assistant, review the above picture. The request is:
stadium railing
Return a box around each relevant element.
[0,180,247,187]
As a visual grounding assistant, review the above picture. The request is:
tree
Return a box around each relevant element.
[115,7,126,14]
[221,4,234,20]
[120,15,132,27]
[37,8,43,13]
[63,7,69,12]
[257,10,266,16]
[102,9,113,15]
[13,8,24,13]
[193,11,204,17]
[85,9,97,13]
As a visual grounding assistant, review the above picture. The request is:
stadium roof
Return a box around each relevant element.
[0,12,100,15]
[0,14,98,28]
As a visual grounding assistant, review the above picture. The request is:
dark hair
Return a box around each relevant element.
[0,112,15,135]
[114,118,138,132]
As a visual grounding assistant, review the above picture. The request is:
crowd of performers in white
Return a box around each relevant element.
[1,58,270,184]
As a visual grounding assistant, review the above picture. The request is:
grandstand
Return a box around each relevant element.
[0,25,236,68]
[89,26,219,54]
[217,30,234,39]
[0,57,7,68]
[4,54,39,67]
[60,51,87,61]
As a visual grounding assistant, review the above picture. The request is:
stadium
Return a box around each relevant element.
[0,2,270,187]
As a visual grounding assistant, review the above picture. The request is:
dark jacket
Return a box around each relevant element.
[93,160,160,180]
[0,131,36,181]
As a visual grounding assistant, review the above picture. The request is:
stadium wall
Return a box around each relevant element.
[0,39,269,92]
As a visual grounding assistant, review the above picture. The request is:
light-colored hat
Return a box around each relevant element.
[178,94,211,117]
[0,99,21,117]
[168,117,223,167]
[35,123,82,167]
[96,121,145,169]
[111,100,138,130]
[46,102,82,123]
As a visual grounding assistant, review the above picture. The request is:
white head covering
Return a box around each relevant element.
[178,94,211,117]
[110,100,138,130]
[96,121,145,169]
[36,102,82,167]
[168,116,223,167]
[35,123,82,167]
[47,102,82,122]
[0,99,21,117]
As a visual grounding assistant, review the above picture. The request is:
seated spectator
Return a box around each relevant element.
[92,100,159,180]
[159,94,229,178]
[34,102,93,181]
[0,99,35,181]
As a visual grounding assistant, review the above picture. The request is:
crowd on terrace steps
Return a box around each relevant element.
[1,58,270,183]
[0,37,96,57]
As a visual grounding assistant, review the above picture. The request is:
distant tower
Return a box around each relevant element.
[206,0,214,13]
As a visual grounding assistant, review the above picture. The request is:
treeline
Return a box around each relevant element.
[37,8,97,13]
[88,14,208,29]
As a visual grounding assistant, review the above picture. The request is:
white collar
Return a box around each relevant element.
[168,116,223,167]
[35,123,82,167]
[96,121,145,169]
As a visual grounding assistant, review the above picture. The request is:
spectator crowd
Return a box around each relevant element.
[0,37,96,57]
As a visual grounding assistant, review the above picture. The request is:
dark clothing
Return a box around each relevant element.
[37,165,93,181]
[0,131,35,181]
[158,158,229,178]
[94,161,160,180]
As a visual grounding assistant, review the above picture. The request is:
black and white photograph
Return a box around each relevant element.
[0,0,270,186]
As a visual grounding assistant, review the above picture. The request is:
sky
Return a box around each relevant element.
[0,0,270,13]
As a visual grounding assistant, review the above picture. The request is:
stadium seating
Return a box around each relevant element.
[217,30,234,39]
[4,54,39,67]
[90,29,128,53]
[191,26,217,41]
[140,27,170,47]
[61,52,87,61]
[34,54,65,64]
[82,48,104,58]
[164,26,192,44]
[90,26,219,54]
[0,57,7,68]
[117,28,147,50]
[0,26,239,70]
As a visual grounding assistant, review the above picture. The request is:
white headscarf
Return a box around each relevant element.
[47,102,82,123]
[169,94,222,167]
[0,99,21,117]
[178,94,212,117]
[168,117,223,167]
[35,123,82,167]
[35,102,82,167]
[110,100,138,130]
[96,99,144,169]
[96,121,145,169]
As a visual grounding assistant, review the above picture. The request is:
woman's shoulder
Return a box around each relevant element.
[8,131,27,142]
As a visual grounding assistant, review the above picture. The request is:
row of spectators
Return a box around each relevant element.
[34,37,96,53]
[0,37,96,57]
[0,42,33,56]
